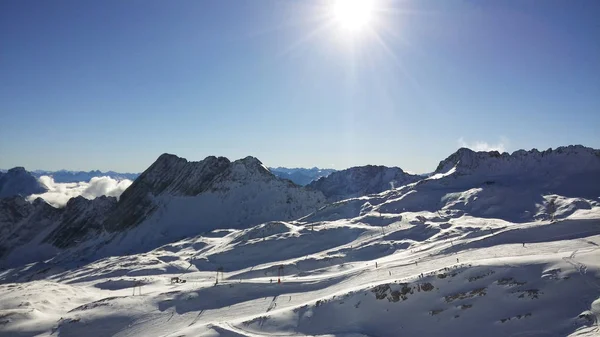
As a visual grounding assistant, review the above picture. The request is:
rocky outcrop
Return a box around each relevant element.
[0,195,117,266]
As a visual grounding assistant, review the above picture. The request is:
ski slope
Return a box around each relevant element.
[1,205,599,336]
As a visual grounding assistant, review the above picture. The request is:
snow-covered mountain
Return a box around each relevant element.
[269,167,336,186]
[31,169,139,183]
[372,145,600,223]
[0,154,326,267]
[436,145,600,178]
[1,146,600,337]
[0,195,117,266]
[0,167,47,198]
[307,165,422,202]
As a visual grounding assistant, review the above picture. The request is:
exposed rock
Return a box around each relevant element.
[444,287,487,303]
[496,277,527,287]
[429,309,444,316]
[513,289,542,299]
[420,282,434,292]
[467,270,495,282]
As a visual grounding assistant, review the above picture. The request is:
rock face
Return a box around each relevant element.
[104,154,325,233]
[103,154,233,232]
[43,196,118,248]
[0,196,117,267]
[307,165,422,202]
[98,154,326,256]
[0,167,48,198]
[0,154,327,266]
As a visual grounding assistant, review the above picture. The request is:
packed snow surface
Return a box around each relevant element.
[1,199,599,336]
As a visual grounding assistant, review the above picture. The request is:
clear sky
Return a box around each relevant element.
[1,0,599,173]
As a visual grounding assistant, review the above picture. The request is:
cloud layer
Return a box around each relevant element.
[27,176,132,208]
[458,137,508,153]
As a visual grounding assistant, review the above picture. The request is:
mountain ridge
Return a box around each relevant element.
[0,153,326,267]
[31,169,140,183]
[0,167,48,198]
[1,145,599,267]
[269,167,336,186]
[1,146,599,337]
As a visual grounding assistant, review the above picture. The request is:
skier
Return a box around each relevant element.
[456,258,459,263]
[522,243,525,248]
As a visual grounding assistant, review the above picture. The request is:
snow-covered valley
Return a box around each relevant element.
[1,146,599,337]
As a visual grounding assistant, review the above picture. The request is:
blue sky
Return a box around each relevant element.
[1,0,599,173]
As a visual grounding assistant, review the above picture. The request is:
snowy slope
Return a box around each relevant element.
[0,146,599,337]
[307,165,422,202]
[372,145,600,223]
[1,204,598,337]
[0,167,47,198]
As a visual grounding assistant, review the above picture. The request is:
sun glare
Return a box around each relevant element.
[333,0,374,32]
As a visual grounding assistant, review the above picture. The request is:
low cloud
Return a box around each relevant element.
[27,176,132,208]
[458,137,508,153]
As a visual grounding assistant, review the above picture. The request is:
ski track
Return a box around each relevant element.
[1,206,600,336]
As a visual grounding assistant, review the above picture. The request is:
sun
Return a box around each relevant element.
[332,0,375,32]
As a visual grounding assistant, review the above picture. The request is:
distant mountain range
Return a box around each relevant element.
[1,168,334,186]
[30,170,140,183]
[268,167,336,186]
[1,144,599,269]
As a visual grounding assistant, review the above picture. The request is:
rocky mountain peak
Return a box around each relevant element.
[220,156,273,183]
[435,145,600,177]
[103,153,323,235]
[0,167,48,198]
[7,167,28,174]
